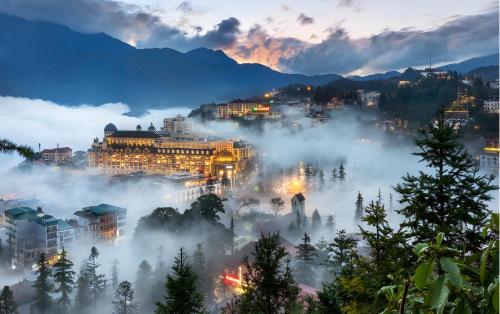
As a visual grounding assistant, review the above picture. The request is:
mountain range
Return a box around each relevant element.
[0,13,341,114]
[0,13,497,114]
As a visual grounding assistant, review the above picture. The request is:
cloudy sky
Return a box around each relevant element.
[0,0,498,74]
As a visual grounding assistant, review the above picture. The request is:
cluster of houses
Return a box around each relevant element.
[1,202,126,269]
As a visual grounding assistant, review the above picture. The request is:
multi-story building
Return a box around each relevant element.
[41,147,72,163]
[483,96,499,114]
[89,123,254,182]
[5,207,74,268]
[162,115,194,134]
[217,102,271,119]
[74,204,127,244]
[358,90,381,107]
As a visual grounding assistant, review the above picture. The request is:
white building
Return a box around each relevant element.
[483,97,499,114]
[162,115,194,134]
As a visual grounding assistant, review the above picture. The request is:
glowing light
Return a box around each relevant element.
[484,147,500,153]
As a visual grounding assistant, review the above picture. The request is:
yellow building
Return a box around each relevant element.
[88,123,253,180]
[217,102,271,119]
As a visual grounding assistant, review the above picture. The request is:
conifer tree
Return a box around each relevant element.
[395,113,497,252]
[135,260,153,312]
[155,248,205,314]
[238,232,300,313]
[192,243,205,274]
[359,202,392,264]
[0,286,17,314]
[86,247,106,312]
[33,253,53,314]
[312,209,321,228]
[330,168,338,182]
[229,216,236,254]
[318,169,325,187]
[326,215,335,229]
[376,188,383,206]
[74,271,91,314]
[111,258,119,291]
[354,192,363,221]
[53,248,75,311]
[327,229,358,277]
[151,247,167,309]
[294,233,317,286]
[112,281,137,314]
[338,162,346,180]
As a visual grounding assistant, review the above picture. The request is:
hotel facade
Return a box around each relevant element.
[88,123,253,181]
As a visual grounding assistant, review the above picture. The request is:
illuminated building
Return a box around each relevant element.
[41,146,72,163]
[483,96,499,114]
[383,118,408,133]
[89,123,253,182]
[5,207,75,268]
[398,80,410,87]
[74,203,126,244]
[217,102,271,119]
[162,115,194,134]
[358,90,381,107]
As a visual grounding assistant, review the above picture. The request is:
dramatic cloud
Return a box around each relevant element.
[0,0,497,74]
[227,25,306,69]
[0,0,239,51]
[279,10,499,74]
[297,13,314,25]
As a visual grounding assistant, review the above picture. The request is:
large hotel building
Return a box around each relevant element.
[88,121,253,181]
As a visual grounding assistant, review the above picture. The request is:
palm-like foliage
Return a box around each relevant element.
[0,139,34,159]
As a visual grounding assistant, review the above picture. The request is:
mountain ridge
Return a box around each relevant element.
[0,13,498,114]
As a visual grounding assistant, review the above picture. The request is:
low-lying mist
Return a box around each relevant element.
[0,96,497,295]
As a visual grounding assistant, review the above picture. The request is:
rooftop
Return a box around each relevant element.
[108,130,160,139]
[4,207,38,219]
[41,147,72,154]
[75,203,126,217]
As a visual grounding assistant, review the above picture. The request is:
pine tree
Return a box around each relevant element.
[326,215,335,229]
[111,258,119,291]
[359,202,392,264]
[315,237,329,266]
[33,253,53,314]
[151,246,167,307]
[0,286,17,314]
[294,233,317,286]
[86,247,106,312]
[73,271,91,314]
[113,281,137,314]
[135,260,152,311]
[395,113,497,252]
[191,243,211,301]
[155,248,205,314]
[312,209,322,228]
[327,229,358,277]
[354,192,363,221]
[238,233,300,313]
[318,169,325,187]
[229,216,236,254]
[376,188,383,206]
[338,162,346,180]
[53,248,75,311]
[192,243,205,274]
[330,168,338,182]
